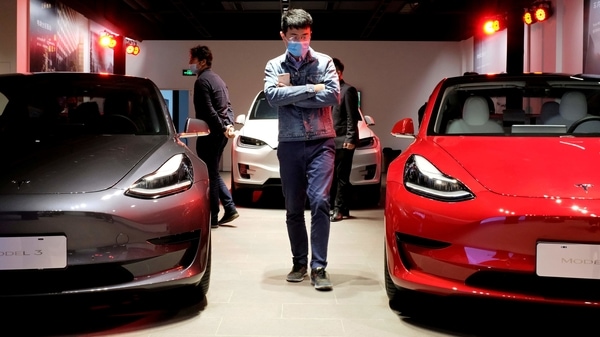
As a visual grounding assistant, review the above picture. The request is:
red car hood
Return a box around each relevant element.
[434,136,600,199]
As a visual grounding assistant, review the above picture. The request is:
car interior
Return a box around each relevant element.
[434,84,600,135]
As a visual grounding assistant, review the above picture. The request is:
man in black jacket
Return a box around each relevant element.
[330,58,360,222]
[189,45,239,228]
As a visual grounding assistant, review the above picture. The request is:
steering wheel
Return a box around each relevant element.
[103,114,139,133]
[567,116,600,133]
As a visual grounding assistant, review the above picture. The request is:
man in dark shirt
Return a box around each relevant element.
[330,57,360,222]
[189,45,239,228]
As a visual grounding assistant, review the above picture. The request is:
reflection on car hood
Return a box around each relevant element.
[436,136,600,199]
[240,119,279,148]
[0,135,165,194]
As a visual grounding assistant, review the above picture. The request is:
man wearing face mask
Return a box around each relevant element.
[263,8,340,291]
[189,45,239,229]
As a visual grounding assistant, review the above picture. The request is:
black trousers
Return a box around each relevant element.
[196,134,235,223]
[331,148,355,212]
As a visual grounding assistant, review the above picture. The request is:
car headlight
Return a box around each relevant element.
[357,136,377,149]
[125,154,194,199]
[238,135,268,147]
[404,154,474,202]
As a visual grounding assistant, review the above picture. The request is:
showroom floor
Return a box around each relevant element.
[22,173,600,336]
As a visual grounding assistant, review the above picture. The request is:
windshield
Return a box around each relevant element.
[0,74,169,140]
[430,79,600,136]
[249,92,278,120]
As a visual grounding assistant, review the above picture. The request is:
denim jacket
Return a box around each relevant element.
[264,48,340,142]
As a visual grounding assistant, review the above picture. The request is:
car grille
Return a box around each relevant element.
[466,271,600,301]
[0,263,134,296]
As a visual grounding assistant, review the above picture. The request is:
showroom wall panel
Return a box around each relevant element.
[125,39,472,159]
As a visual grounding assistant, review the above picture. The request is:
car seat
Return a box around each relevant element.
[544,91,600,132]
[446,96,504,134]
[537,101,559,124]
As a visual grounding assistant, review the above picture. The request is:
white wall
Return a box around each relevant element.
[527,0,583,72]
[126,39,473,168]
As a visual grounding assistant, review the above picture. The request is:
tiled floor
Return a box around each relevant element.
[19,173,600,336]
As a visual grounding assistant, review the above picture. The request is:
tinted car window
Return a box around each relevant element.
[0,73,169,140]
[250,94,277,120]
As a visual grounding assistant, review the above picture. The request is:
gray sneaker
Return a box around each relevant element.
[310,267,333,291]
[286,264,307,282]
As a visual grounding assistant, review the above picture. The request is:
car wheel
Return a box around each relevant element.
[384,247,399,301]
[367,181,382,205]
[384,247,427,316]
[352,182,381,208]
[231,182,252,206]
[194,238,212,301]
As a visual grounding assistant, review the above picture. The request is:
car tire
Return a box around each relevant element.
[197,238,211,298]
[366,181,382,205]
[384,247,428,317]
[231,178,252,206]
[384,247,399,301]
[352,182,381,208]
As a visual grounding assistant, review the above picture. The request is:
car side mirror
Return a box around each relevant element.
[179,118,210,138]
[390,118,415,139]
[363,115,375,126]
[235,114,246,125]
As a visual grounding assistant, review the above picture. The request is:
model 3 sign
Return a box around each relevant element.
[536,242,600,279]
[0,236,67,270]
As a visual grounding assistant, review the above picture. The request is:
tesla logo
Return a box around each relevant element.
[575,183,593,192]
[11,180,30,189]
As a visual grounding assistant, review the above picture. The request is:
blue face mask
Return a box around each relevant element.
[189,63,199,74]
[287,41,310,58]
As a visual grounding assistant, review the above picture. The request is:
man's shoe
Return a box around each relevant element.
[286,264,307,282]
[330,208,343,222]
[218,210,239,225]
[310,267,333,291]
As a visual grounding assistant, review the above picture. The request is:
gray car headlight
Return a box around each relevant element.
[404,154,474,202]
[125,154,193,199]
[357,136,377,149]
[238,135,268,147]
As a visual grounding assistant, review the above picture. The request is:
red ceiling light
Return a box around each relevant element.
[523,11,535,25]
[125,40,141,55]
[523,1,553,25]
[535,5,551,22]
[99,32,117,48]
[482,17,504,35]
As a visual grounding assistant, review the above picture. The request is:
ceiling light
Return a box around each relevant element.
[99,31,117,48]
[523,1,553,25]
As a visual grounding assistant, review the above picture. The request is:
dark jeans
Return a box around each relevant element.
[196,134,236,223]
[277,138,335,270]
[331,148,355,212]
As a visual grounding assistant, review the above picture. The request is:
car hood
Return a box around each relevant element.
[239,119,279,148]
[0,135,166,194]
[434,136,600,199]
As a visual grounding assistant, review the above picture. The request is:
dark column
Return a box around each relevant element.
[113,35,125,75]
[506,8,524,74]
